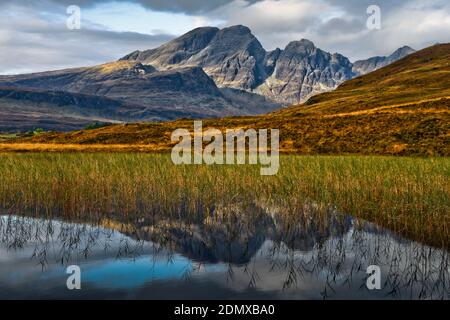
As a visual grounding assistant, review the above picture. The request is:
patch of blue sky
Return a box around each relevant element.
[82,1,223,36]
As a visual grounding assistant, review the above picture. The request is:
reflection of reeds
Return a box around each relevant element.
[0,153,448,248]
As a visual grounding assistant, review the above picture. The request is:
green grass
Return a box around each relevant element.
[0,133,18,140]
[0,153,448,248]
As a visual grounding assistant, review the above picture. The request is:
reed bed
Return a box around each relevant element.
[0,153,448,248]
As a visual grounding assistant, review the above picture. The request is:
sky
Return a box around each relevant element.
[0,0,449,74]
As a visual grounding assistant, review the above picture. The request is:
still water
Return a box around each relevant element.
[0,207,448,299]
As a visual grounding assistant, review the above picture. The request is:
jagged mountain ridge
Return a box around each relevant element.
[121,25,415,105]
[255,39,354,104]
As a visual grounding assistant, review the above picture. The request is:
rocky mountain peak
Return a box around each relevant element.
[119,26,219,68]
[220,24,252,35]
[184,25,266,90]
[200,24,263,55]
[169,26,220,51]
[256,38,354,104]
[284,39,317,56]
[388,46,415,61]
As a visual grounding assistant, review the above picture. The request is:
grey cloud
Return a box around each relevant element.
[131,0,243,13]
[317,18,364,35]
[324,0,408,15]
[0,0,263,14]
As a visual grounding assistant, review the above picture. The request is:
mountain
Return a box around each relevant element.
[121,26,267,90]
[0,25,416,131]
[352,46,416,75]
[255,39,354,104]
[0,86,219,132]
[23,43,449,156]
[120,26,356,104]
[120,26,412,105]
[0,60,280,131]
[121,27,220,68]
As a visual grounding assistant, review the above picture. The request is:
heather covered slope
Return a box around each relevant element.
[5,44,450,156]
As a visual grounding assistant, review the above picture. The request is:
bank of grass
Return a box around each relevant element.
[0,153,448,248]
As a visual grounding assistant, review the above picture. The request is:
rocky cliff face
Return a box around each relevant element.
[121,26,354,104]
[185,25,267,90]
[255,39,354,104]
[122,25,267,90]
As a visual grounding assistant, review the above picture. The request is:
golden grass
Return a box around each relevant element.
[94,61,139,74]
[321,96,450,118]
[0,143,165,152]
[0,153,448,248]
[7,97,448,156]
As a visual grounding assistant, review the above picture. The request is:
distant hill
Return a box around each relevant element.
[0,25,415,132]
[20,44,449,156]
[0,86,204,132]
[0,61,280,132]
[352,46,415,75]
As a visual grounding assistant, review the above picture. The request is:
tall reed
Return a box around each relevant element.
[0,153,448,247]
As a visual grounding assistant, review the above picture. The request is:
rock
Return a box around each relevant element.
[255,40,354,104]
[120,27,220,68]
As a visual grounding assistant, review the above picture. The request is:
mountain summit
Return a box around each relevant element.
[121,25,267,90]
[255,39,354,103]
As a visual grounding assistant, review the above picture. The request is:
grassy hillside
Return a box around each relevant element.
[2,44,450,155]
[295,43,450,114]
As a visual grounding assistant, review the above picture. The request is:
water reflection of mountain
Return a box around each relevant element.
[101,203,353,264]
[0,202,448,300]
